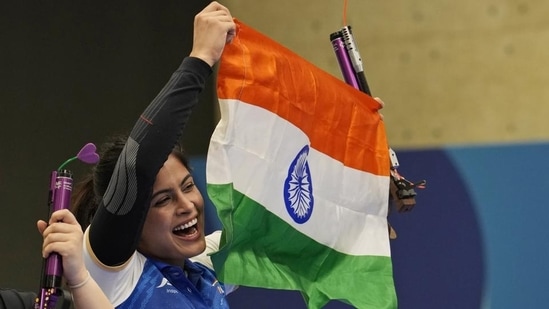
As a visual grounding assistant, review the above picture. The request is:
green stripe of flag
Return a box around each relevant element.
[208,183,397,309]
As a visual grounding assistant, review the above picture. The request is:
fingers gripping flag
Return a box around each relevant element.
[206,20,397,309]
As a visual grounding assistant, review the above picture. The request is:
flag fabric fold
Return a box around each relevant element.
[206,19,397,309]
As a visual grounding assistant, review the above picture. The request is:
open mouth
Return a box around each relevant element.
[172,218,198,237]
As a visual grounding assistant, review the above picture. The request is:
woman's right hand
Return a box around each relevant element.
[190,1,236,67]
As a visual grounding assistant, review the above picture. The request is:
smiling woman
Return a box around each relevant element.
[138,155,207,266]
[67,2,237,308]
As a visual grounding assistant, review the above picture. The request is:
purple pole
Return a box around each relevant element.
[330,32,360,89]
[36,169,73,309]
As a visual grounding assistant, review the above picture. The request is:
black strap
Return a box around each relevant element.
[0,288,36,309]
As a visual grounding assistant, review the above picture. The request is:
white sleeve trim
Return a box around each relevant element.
[83,226,146,307]
[189,230,239,295]
[189,230,221,269]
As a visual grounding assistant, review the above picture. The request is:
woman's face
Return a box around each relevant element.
[138,154,206,264]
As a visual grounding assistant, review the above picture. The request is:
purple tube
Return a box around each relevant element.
[44,170,73,286]
[330,33,360,90]
[36,170,73,309]
[35,288,59,309]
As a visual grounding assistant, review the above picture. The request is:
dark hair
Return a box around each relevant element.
[71,134,190,228]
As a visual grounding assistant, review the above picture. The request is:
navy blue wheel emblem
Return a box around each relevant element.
[283,145,314,224]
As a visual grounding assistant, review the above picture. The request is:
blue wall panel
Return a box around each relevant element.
[446,143,549,309]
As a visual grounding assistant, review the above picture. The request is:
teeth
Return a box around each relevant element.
[174,218,197,231]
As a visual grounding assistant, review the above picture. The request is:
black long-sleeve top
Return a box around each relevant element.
[88,57,212,266]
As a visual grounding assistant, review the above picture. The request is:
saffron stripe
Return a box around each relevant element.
[216,22,389,176]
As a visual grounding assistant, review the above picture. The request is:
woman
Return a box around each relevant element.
[71,2,236,308]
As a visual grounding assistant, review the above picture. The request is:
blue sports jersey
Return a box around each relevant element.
[116,259,229,309]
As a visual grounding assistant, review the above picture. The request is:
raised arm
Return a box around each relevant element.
[87,1,235,266]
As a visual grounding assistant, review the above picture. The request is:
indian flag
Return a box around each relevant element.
[206,20,396,309]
